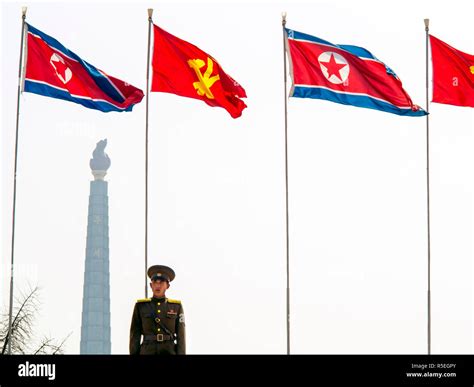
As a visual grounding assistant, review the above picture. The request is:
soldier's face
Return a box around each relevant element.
[150,279,169,298]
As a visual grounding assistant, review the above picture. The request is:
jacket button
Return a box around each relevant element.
[155,318,160,323]
[157,328,161,332]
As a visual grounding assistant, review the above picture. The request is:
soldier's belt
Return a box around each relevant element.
[143,334,173,342]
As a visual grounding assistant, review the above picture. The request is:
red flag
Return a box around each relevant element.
[430,35,474,107]
[151,25,247,118]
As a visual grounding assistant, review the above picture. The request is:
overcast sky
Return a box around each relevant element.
[1,0,473,354]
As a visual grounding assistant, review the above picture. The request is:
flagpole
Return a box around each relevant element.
[424,18,431,355]
[282,12,291,355]
[7,6,27,355]
[145,8,153,298]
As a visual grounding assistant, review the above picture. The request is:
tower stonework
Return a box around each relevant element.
[80,139,111,354]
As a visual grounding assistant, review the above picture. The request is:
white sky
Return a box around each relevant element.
[1,0,473,354]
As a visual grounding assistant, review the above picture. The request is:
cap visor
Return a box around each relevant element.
[151,276,168,282]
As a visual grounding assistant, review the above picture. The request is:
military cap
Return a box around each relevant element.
[147,265,176,282]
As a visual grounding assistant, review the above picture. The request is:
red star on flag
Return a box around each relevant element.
[320,53,347,82]
[53,58,69,80]
[50,53,71,83]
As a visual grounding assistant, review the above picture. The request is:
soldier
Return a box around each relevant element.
[129,265,185,355]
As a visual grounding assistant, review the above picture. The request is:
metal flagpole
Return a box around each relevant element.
[282,12,290,355]
[7,6,27,355]
[145,8,153,298]
[424,18,432,355]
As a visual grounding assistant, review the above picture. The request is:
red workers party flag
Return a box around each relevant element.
[24,24,144,112]
[151,25,247,118]
[429,35,474,107]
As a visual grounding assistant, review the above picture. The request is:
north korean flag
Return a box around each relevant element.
[23,24,144,112]
[286,28,426,117]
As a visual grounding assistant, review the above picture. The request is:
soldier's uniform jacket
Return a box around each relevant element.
[129,297,185,355]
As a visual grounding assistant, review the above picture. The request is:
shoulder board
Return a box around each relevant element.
[167,298,181,304]
[136,298,152,303]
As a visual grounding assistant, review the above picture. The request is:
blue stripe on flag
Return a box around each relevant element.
[286,29,376,60]
[286,28,397,77]
[292,86,427,117]
[24,80,134,112]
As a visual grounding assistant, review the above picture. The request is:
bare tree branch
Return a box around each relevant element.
[1,285,70,355]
